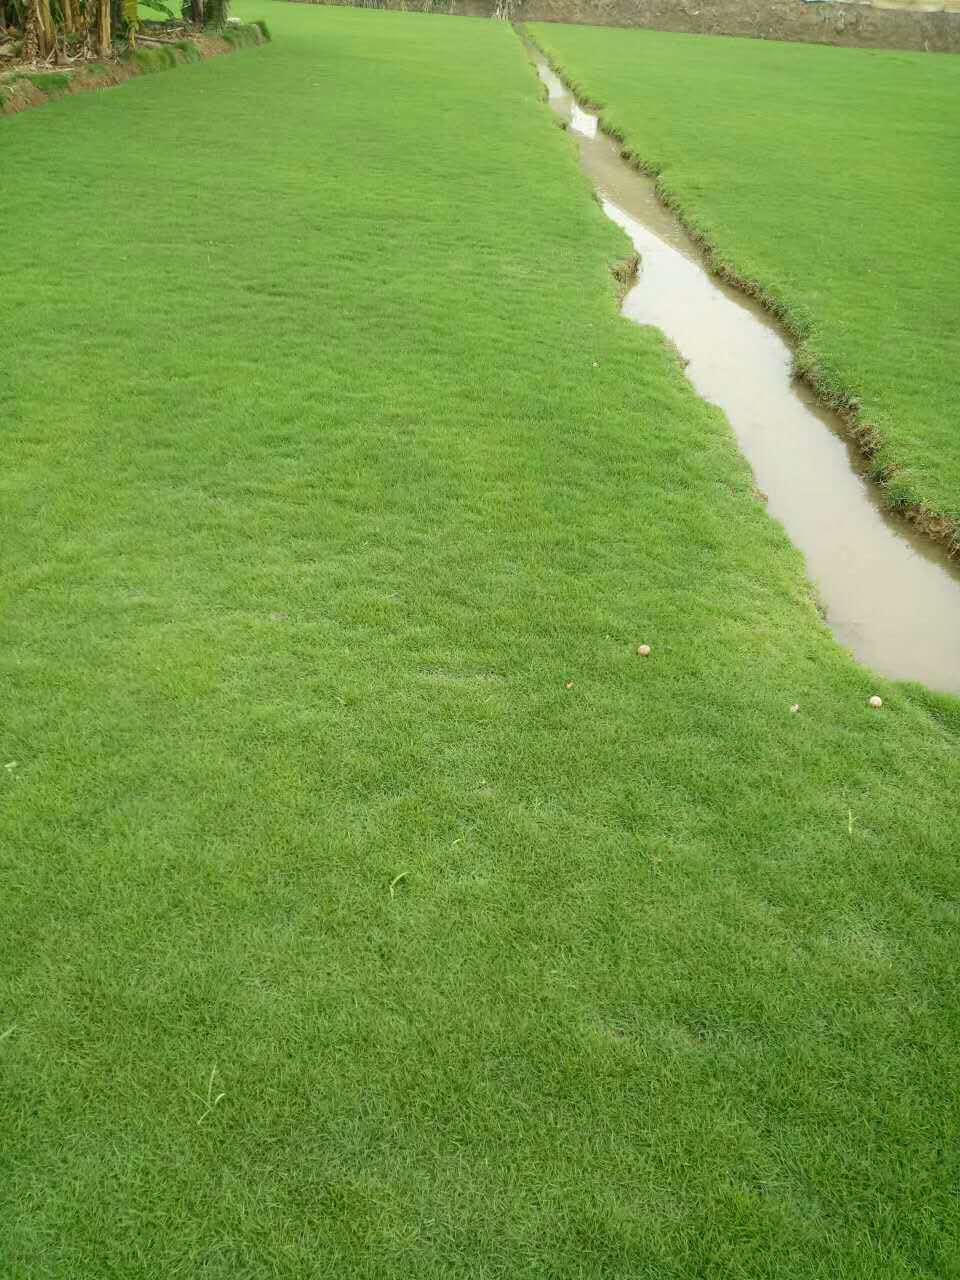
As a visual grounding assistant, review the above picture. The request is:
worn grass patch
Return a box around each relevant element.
[528,22,960,532]
[2,4,959,1275]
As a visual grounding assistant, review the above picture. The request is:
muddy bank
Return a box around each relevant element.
[0,21,270,116]
[534,55,960,692]
[289,0,960,53]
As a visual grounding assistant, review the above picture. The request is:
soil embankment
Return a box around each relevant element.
[0,21,270,116]
[293,0,960,53]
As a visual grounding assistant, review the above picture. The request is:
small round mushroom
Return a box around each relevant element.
[637,644,651,657]
[869,695,883,709]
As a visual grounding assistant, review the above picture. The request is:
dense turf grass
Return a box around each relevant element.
[2,5,960,1275]
[528,22,960,528]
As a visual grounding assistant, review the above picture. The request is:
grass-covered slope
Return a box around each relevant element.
[0,24,270,116]
[2,5,959,1275]
[528,22,960,532]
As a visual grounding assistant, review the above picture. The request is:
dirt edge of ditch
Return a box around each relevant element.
[525,33,960,560]
[611,252,640,300]
[0,21,271,117]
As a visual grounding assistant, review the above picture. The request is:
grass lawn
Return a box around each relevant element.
[2,5,960,1275]
[528,22,960,530]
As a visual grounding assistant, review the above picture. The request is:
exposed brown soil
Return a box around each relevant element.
[522,0,960,53]
[293,0,960,53]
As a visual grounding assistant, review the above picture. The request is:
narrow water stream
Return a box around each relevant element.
[536,59,960,695]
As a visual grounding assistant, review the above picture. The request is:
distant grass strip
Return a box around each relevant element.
[2,4,959,1275]
[528,23,960,536]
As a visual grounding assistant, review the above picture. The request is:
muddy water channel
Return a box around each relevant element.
[535,58,960,695]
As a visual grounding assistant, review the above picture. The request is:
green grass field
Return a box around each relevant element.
[529,22,960,529]
[2,6,960,1275]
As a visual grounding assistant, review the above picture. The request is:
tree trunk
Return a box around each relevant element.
[38,0,54,53]
[62,0,78,36]
[97,0,110,55]
[85,0,110,57]
[23,0,55,58]
[23,0,39,59]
